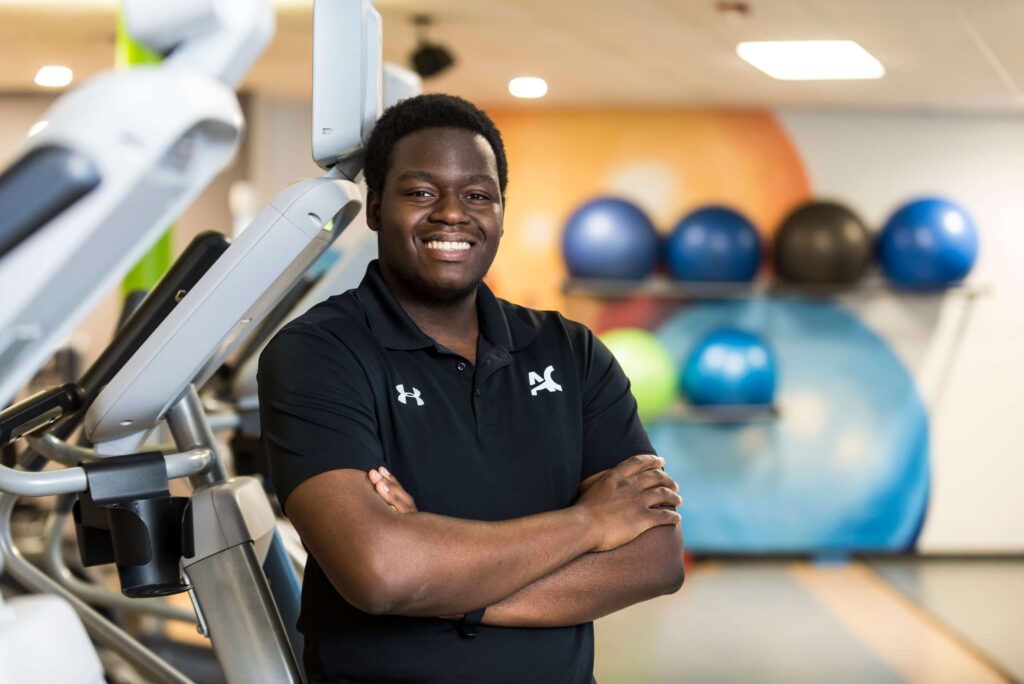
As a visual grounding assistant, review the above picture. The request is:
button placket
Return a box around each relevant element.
[473,352,509,436]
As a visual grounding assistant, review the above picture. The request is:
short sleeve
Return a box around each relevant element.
[577,327,656,480]
[258,325,383,511]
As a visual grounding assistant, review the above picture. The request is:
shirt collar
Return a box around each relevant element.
[355,260,537,353]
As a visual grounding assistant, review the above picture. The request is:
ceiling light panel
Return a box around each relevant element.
[34,65,73,87]
[508,76,548,98]
[736,40,885,80]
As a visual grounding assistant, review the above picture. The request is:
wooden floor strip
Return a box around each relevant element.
[791,562,1007,684]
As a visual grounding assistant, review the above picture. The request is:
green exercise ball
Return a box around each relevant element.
[599,327,677,422]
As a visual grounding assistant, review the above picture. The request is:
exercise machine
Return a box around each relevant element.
[1,2,383,681]
[0,0,274,407]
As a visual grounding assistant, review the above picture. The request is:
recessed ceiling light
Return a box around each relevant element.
[736,41,884,80]
[34,65,73,88]
[508,77,548,99]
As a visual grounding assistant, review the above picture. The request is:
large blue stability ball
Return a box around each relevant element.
[878,197,979,287]
[562,197,659,280]
[665,206,762,282]
[681,328,777,406]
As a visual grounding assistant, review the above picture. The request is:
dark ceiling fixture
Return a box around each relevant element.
[410,15,455,79]
[714,1,751,22]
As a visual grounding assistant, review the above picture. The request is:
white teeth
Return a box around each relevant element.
[425,240,471,251]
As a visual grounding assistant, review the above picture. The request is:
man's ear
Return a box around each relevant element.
[498,194,506,238]
[365,188,382,232]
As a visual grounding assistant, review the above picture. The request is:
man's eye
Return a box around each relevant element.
[408,190,433,197]
[467,193,489,201]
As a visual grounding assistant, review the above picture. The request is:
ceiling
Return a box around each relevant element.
[1,0,1023,111]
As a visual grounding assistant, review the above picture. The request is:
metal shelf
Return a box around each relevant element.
[655,402,780,425]
[563,276,989,301]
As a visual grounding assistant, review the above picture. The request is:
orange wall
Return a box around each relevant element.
[484,108,812,325]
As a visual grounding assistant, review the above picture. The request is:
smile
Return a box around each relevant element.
[425,240,471,251]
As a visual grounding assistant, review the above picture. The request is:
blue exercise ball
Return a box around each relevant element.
[562,197,659,280]
[665,206,762,282]
[681,328,777,406]
[878,197,979,287]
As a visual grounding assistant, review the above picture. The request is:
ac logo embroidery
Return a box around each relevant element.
[528,365,562,396]
[395,384,424,406]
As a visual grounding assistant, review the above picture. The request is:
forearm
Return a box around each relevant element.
[481,523,684,628]
[306,457,680,620]
[366,506,600,617]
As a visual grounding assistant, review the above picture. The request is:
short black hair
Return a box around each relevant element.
[363,93,508,199]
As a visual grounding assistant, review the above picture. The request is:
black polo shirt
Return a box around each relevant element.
[258,260,653,684]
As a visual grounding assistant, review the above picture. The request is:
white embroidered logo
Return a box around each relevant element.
[395,384,424,406]
[528,365,563,396]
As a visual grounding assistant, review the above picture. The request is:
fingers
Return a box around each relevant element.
[636,468,679,492]
[643,485,683,510]
[616,453,665,477]
[653,507,682,526]
[367,469,396,507]
[368,467,418,513]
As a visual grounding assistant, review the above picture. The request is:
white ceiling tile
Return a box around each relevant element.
[0,0,1022,111]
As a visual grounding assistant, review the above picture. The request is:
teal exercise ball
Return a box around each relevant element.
[681,328,776,406]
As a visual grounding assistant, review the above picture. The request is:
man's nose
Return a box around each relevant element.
[430,192,469,225]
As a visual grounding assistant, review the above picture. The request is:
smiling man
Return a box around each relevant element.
[258,94,684,684]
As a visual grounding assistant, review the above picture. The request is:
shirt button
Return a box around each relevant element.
[457,362,467,371]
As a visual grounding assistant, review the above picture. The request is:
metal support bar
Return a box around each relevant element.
[206,411,241,431]
[0,447,212,497]
[165,385,228,486]
[165,383,304,682]
[27,433,100,466]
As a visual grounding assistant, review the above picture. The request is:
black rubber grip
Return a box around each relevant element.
[0,145,101,259]
[0,383,83,447]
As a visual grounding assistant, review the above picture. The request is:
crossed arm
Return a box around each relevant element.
[284,455,684,627]
[368,465,685,628]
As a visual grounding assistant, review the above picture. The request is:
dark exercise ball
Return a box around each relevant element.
[562,197,659,280]
[665,206,761,282]
[773,201,872,285]
[877,197,979,288]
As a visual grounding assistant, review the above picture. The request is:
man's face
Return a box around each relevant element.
[367,127,504,303]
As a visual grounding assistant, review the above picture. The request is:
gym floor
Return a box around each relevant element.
[594,557,1022,683]
[9,536,1020,683]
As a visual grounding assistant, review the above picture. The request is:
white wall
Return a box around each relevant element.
[780,111,1024,552]
[247,95,323,206]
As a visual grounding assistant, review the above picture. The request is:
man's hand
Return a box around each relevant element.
[578,457,682,510]
[573,454,681,552]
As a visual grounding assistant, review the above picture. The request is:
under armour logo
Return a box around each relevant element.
[395,384,424,406]
[528,366,562,396]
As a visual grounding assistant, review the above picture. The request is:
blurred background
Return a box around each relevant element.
[2,1,1023,682]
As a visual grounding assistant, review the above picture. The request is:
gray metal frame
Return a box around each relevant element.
[0,391,304,683]
[165,387,305,683]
